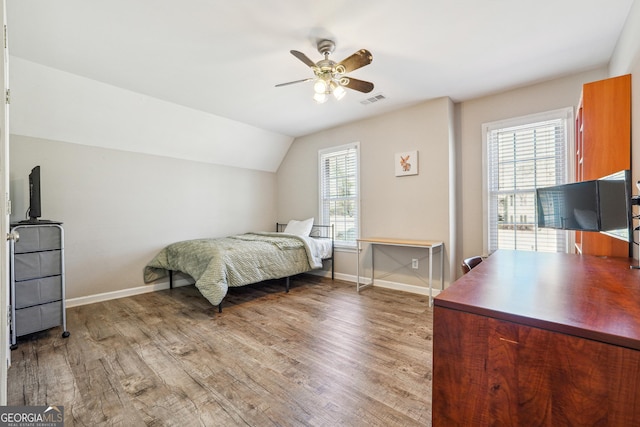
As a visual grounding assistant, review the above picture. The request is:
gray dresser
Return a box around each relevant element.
[10,222,69,349]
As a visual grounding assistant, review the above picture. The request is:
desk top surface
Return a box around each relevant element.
[357,237,443,247]
[435,250,640,350]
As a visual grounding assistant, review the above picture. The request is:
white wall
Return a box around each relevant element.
[9,2,640,302]
[455,68,608,266]
[454,2,640,267]
[11,65,633,302]
[10,57,293,173]
[279,70,612,289]
[610,0,640,257]
[10,135,277,301]
[609,0,640,78]
[277,97,454,292]
[631,67,640,255]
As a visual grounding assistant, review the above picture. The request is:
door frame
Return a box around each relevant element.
[0,0,10,405]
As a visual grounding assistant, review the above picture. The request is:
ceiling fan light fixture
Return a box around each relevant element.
[313,92,328,104]
[313,78,328,94]
[331,81,346,100]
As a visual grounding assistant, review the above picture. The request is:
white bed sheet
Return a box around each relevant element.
[311,237,333,259]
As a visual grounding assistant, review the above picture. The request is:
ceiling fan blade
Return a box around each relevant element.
[275,78,313,88]
[341,77,374,93]
[336,49,373,74]
[290,50,317,68]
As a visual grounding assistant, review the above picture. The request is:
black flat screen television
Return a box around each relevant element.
[536,169,631,242]
[28,165,42,221]
[536,180,599,231]
[599,170,632,242]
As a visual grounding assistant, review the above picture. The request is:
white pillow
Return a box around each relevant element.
[284,218,314,236]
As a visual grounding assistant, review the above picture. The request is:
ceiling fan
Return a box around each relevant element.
[275,39,374,103]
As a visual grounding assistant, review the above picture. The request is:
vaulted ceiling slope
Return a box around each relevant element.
[6,1,635,172]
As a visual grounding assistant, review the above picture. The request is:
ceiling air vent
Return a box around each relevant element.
[360,93,387,105]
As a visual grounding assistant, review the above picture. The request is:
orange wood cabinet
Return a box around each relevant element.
[432,250,640,426]
[575,74,631,256]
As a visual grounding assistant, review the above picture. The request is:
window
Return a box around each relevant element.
[319,142,360,248]
[483,108,573,254]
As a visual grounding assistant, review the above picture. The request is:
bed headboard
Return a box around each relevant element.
[276,222,335,279]
[276,223,334,240]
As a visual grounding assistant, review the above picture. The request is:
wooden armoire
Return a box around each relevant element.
[574,74,631,257]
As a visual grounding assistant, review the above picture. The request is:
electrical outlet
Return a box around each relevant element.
[412,258,419,269]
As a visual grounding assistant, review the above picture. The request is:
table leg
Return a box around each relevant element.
[429,246,433,307]
[440,243,444,291]
[371,244,375,286]
[357,241,361,292]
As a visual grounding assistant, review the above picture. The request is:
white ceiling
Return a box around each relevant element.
[6,0,635,139]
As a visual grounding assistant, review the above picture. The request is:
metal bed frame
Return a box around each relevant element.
[168,223,334,312]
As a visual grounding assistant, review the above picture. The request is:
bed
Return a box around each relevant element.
[143,221,334,312]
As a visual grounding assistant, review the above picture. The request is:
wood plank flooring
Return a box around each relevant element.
[8,276,433,426]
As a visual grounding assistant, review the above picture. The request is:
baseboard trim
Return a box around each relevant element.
[307,270,441,297]
[67,272,439,308]
[65,278,192,308]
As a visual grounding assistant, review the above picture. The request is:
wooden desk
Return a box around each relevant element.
[432,250,640,426]
[356,237,444,306]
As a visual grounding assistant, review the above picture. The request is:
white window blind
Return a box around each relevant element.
[319,143,359,248]
[485,109,572,253]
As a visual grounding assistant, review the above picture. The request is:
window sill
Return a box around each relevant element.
[334,245,357,253]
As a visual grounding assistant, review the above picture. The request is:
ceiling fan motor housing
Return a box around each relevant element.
[315,40,345,83]
[317,39,336,56]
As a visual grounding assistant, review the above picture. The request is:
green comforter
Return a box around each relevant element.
[143,232,323,306]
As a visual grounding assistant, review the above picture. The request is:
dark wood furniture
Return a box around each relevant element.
[575,74,631,256]
[433,250,640,426]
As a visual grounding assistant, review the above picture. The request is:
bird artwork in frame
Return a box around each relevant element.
[395,150,418,176]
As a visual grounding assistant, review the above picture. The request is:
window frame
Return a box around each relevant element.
[481,107,575,255]
[318,142,360,251]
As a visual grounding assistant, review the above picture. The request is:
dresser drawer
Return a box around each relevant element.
[14,251,62,281]
[13,226,62,253]
[15,301,63,337]
[14,276,62,309]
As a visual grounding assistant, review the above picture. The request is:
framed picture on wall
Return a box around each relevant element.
[395,150,418,176]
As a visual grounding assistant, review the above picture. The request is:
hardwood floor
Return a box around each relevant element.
[8,276,433,426]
